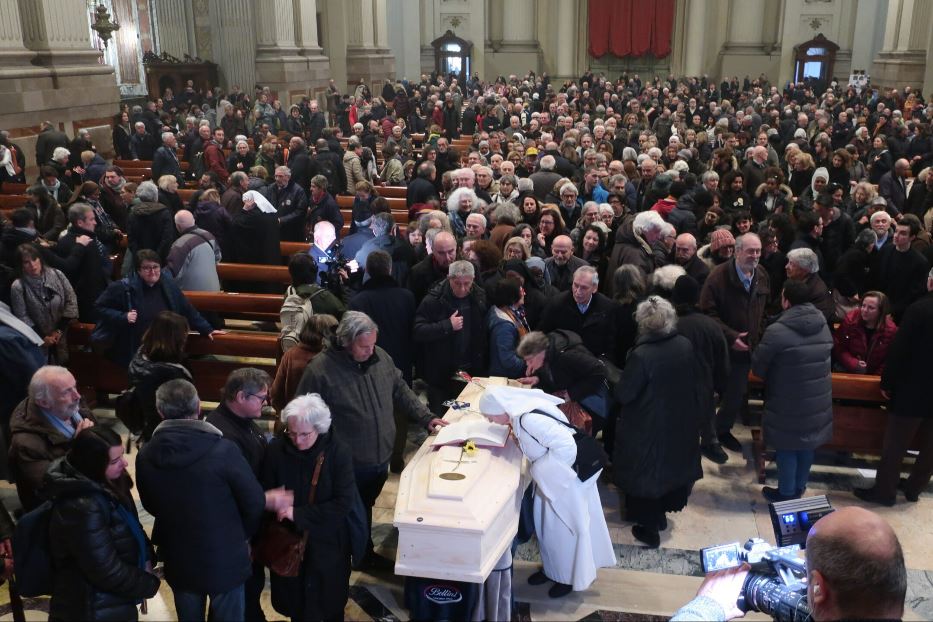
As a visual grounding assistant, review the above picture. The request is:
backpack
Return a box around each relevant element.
[519,409,609,482]
[278,285,327,353]
[317,157,339,196]
[190,149,207,180]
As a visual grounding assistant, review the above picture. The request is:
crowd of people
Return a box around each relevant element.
[1,68,932,620]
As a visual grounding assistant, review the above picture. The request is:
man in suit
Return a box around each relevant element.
[878,158,910,216]
[152,132,184,184]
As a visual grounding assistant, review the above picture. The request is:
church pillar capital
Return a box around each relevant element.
[17,0,114,70]
[871,0,931,89]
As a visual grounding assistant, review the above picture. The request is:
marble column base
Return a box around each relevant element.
[485,42,542,79]
[255,47,332,106]
[0,71,119,132]
[871,50,927,89]
[345,46,396,95]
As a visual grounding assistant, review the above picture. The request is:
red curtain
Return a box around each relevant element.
[587,0,675,59]
[587,0,612,58]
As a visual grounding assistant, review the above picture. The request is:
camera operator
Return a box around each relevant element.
[672,507,906,621]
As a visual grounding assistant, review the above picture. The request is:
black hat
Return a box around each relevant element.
[672,275,701,307]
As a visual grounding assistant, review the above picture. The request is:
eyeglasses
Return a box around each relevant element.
[247,393,270,405]
[285,429,315,440]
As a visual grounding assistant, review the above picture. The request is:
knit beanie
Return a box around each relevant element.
[672,275,701,308]
[709,228,735,251]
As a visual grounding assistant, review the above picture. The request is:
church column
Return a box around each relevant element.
[489,0,541,77]
[553,0,577,80]
[871,0,931,89]
[208,0,256,92]
[9,0,119,164]
[386,0,420,80]
[719,0,779,82]
[0,0,35,70]
[294,0,332,96]
[344,0,395,95]
[682,0,708,77]
[254,0,322,104]
[153,0,196,58]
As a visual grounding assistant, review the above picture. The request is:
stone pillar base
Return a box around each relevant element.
[345,47,396,96]
[871,50,926,89]
[255,46,333,105]
[485,42,542,79]
[720,47,780,82]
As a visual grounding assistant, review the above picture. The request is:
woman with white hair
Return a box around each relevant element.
[479,385,615,598]
[261,393,356,620]
[613,296,702,548]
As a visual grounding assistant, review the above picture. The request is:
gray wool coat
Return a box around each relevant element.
[751,303,833,451]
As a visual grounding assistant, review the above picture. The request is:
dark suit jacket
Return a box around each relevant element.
[878,171,907,216]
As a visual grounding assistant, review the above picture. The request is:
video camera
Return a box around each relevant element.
[318,241,350,293]
[698,495,834,622]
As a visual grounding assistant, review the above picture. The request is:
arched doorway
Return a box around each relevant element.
[431,30,472,84]
[794,33,839,88]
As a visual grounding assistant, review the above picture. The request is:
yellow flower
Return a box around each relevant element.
[463,440,477,457]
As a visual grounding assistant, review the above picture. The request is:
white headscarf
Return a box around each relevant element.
[242,190,277,214]
[478,385,566,422]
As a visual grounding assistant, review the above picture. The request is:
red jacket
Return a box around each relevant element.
[832,308,898,374]
[202,141,229,183]
[651,197,677,220]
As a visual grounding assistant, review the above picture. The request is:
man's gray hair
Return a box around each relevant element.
[161,131,174,144]
[281,393,332,433]
[633,210,665,235]
[370,212,394,236]
[67,202,94,225]
[28,365,70,405]
[275,165,291,177]
[574,265,599,286]
[223,367,271,402]
[311,174,328,189]
[538,155,556,171]
[870,210,891,224]
[635,295,678,337]
[735,232,761,252]
[492,202,521,226]
[336,311,378,347]
[516,331,550,358]
[465,212,487,228]
[52,147,70,162]
[448,260,475,278]
[156,379,200,420]
[787,247,820,274]
[229,171,247,186]
[651,264,687,294]
[700,170,720,183]
[136,180,159,203]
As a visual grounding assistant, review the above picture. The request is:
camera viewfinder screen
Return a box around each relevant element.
[701,543,740,573]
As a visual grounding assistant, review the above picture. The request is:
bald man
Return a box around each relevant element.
[166,209,221,291]
[878,158,910,216]
[672,506,906,621]
[742,145,769,192]
[408,230,458,305]
[674,233,710,286]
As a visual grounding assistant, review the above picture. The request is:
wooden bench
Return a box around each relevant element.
[184,290,282,321]
[66,322,279,405]
[217,262,291,285]
[338,208,408,226]
[1,182,28,195]
[178,188,198,202]
[749,372,922,483]
[377,186,407,199]
[0,195,29,209]
[335,195,406,211]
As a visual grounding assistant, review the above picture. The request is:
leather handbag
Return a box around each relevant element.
[253,453,325,577]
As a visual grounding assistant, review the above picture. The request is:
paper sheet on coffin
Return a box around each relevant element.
[394,378,529,583]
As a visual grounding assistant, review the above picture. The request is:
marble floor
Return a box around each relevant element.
[1,413,930,621]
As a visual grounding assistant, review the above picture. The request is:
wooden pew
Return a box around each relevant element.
[184,290,282,321]
[66,322,279,405]
[1,182,28,195]
[178,188,198,202]
[336,194,406,211]
[377,186,407,199]
[0,195,29,209]
[217,262,291,285]
[749,372,922,483]
[338,208,408,225]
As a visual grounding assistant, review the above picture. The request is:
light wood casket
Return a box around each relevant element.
[393,377,528,583]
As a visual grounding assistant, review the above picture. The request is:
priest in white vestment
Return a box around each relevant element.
[479,385,616,597]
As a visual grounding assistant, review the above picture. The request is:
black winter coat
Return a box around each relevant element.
[44,459,159,621]
[413,280,488,384]
[135,419,265,594]
[407,254,447,305]
[54,225,110,323]
[265,180,309,242]
[261,433,355,620]
[349,274,416,384]
[127,201,175,264]
[227,207,281,293]
[614,331,703,498]
[127,352,191,440]
[752,303,833,450]
[538,291,619,361]
[676,310,730,421]
[535,330,606,402]
[882,291,933,419]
